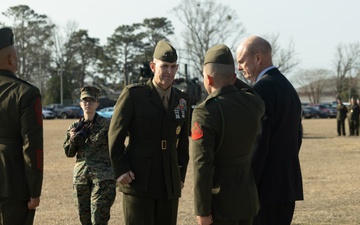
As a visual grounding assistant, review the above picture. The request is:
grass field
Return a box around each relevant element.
[33,118,360,225]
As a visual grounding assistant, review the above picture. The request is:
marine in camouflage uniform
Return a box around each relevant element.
[0,27,44,225]
[63,86,116,225]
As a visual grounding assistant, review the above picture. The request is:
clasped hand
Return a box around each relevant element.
[117,171,135,185]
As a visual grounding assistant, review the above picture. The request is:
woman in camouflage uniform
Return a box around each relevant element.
[63,86,116,225]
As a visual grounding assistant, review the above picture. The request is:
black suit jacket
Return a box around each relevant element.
[252,68,303,204]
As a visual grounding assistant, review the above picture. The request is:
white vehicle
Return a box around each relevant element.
[42,108,55,119]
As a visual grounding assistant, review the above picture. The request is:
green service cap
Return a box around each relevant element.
[204,44,234,65]
[153,40,178,63]
[80,86,100,100]
[0,27,14,50]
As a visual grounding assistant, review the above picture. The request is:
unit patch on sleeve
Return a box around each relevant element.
[191,122,203,140]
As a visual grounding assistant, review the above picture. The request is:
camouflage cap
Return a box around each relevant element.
[204,44,234,65]
[80,86,100,100]
[153,40,178,63]
[0,27,14,50]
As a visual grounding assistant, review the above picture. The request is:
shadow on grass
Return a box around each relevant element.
[302,135,329,139]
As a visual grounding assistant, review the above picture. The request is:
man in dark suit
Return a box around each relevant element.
[191,44,265,225]
[108,40,190,225]
[0,27,44,225]
[236,36,303,225]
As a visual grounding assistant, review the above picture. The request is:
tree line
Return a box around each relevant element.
[2,0,356,105]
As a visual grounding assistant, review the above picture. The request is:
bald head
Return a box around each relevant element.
[237,36,272,57]
[236,35,273,82]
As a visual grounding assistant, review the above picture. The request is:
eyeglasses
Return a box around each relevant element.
[80,99,96,104]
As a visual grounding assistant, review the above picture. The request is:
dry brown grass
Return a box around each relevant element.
[33,118,360,225]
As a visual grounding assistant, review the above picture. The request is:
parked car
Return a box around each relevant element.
[302,106,313,119]
[324,106,337,118]
[319,102,337,118]
[302,106,328,119]
[58,106,83,119]
[42,108,55,119]
[44,103,64,117]
[97,107,114,119]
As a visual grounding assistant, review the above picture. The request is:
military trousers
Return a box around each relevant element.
[349,119,359,135]
[337,119,346,136]
[122,193,179,225]
[0,198,35,225]
[73,179,116,225]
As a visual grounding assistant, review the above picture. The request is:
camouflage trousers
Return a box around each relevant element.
[73,179,116,225]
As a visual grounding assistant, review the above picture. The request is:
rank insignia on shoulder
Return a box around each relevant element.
[191,122,203,140]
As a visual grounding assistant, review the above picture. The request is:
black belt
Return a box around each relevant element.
[129,139,176,150]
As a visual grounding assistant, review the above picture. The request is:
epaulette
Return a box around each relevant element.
[204,95,217,106]
[0,71,34,88]
[127,83,146,89]
[173,86,189,97]
[240,87,256,94]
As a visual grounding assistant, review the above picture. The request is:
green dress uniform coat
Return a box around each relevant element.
[109,78,190,199]
[191,85,265,221]
[0,69,44,200]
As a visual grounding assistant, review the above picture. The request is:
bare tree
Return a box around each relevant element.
[172,0,245,78]
[295,69,335,103]
[264,33,300,75]
[333,42,360,100]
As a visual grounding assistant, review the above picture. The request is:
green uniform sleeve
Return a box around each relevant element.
[108,87,133,178]
[21,89,43,198]
[191,104,216,216]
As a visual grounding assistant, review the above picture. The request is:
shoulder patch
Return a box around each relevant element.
[191,121,203,140]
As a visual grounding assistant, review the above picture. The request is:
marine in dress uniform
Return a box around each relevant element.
[108,40,190,225]
[191,44,265,225]
[63,86,116,224]
[0,27,44,225]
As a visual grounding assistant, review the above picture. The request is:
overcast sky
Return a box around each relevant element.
[2,0,359,78]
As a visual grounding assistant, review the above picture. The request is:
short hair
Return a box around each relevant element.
[204,63,235,83]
